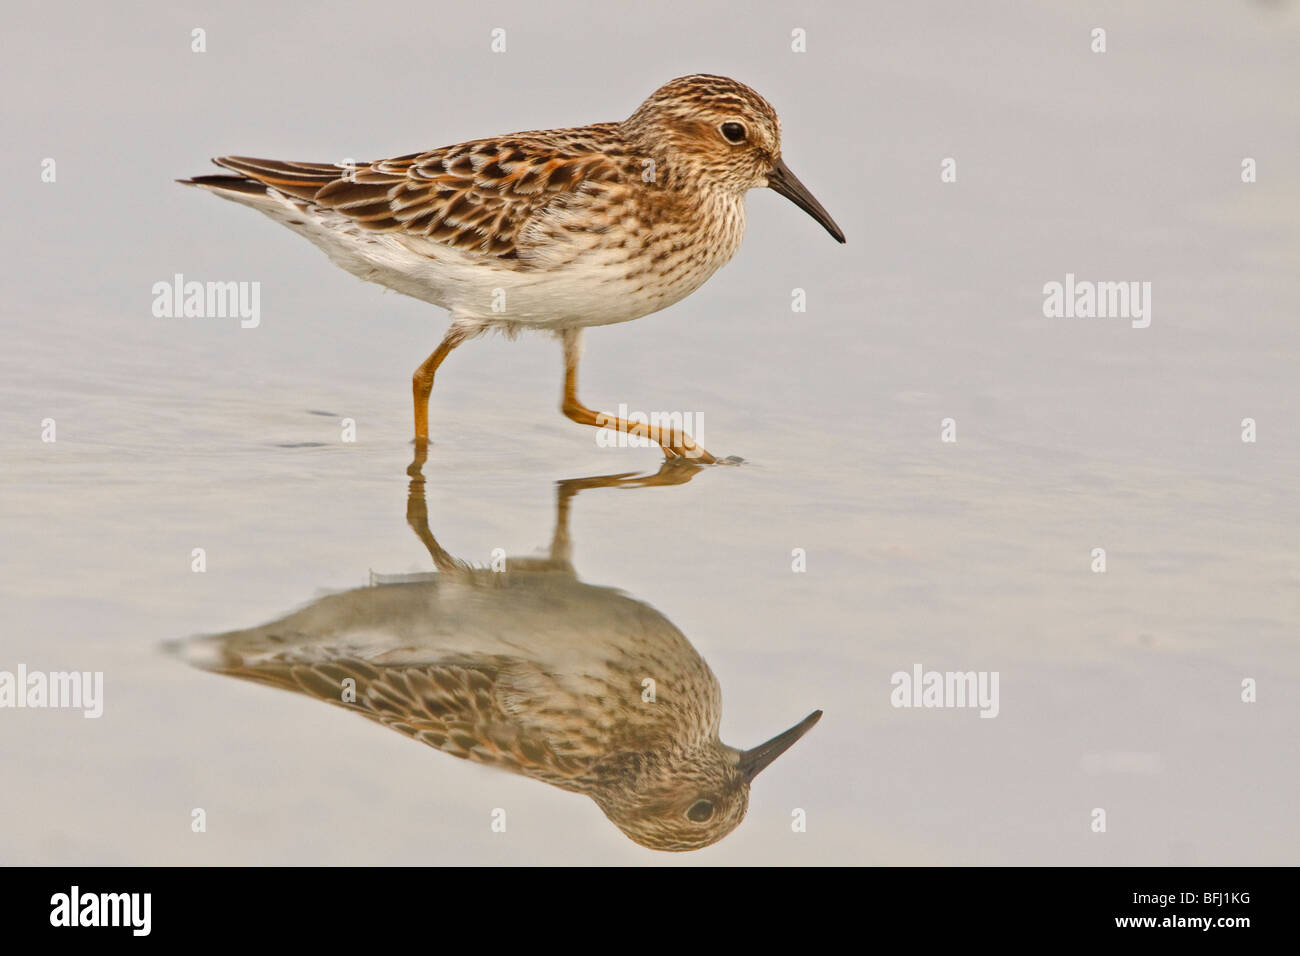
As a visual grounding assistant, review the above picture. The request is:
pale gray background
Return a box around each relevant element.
[1,0,1297,864]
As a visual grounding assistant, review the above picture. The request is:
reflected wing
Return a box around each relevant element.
[218,654,601,786]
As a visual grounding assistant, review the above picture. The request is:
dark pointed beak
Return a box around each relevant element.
[739,709,823,782]
[768,159,845,243]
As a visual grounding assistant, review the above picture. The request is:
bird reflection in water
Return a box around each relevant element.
[179,452,820,851]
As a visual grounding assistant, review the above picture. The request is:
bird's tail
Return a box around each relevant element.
[177,156,346,201]
[175,173,269,197]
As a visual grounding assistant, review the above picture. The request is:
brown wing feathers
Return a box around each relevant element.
[189,139,624,259]
[211,156,342,201]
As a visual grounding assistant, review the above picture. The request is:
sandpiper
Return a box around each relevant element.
[180,74,846,462]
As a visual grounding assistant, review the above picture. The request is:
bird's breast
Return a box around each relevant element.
[545,188,747,328]
[438,188,746,329]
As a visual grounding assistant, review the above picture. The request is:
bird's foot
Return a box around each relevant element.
[660,445,742,466]
[407,438,431,478]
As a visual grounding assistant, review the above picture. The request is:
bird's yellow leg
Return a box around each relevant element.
[560,330,716,464]
[412,327,467,444]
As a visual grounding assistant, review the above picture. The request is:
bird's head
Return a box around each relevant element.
[623,74,845,243]
[592,709,823,851]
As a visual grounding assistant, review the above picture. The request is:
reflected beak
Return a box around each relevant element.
[768,159,846,243]
[739,709,823,782]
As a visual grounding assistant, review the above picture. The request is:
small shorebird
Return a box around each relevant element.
[174,461,821,851]
[181,74,845,462]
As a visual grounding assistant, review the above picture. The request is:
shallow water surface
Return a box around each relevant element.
[1,0,1297,864]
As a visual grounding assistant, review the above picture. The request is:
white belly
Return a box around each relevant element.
[245,187,747,332]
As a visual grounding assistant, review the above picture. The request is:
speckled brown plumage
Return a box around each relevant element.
[208,127,632,262]
[181,75,845,458]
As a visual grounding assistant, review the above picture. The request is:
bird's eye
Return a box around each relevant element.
[686,800,715,822]
[720,122,747,144]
